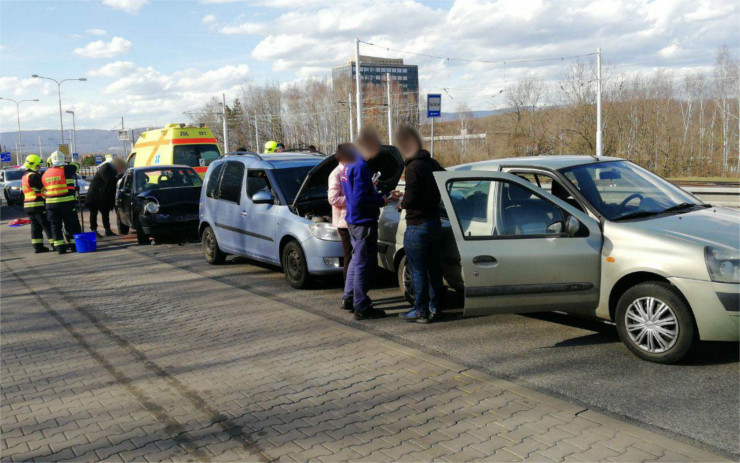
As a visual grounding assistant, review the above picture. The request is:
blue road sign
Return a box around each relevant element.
[72,152,79,161]
[0,152,11,163]
[427,94,442,118]
[94,154,103,164]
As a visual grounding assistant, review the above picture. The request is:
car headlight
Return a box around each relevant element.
[10,186,20,191]
[705,246,739,284]
[309,222,341,241]
[144,201,160,214]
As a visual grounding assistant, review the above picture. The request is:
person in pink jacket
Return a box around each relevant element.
[329,143,355,311]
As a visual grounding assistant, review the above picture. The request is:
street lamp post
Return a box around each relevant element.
[31,75,86,148]
[65,110,77,156]
[0,97,39,164]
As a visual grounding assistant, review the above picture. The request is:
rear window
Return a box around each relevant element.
[4,170,24,181]
[173,144,220,167]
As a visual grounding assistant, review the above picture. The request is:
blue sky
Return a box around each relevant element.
[0,0,737,133]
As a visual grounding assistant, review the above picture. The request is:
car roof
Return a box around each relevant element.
[452,155,623,172]
[218,152,326,170]
[129,164,195,172]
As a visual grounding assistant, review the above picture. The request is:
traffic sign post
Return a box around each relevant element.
[427,94,442,157]
[58,143,70,158]
[0,152,11,163]
[72,152,79,162]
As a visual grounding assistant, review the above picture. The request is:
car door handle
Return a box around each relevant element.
[240,210,248,216]
[472,255,497,265]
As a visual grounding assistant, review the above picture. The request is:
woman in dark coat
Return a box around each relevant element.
[85,157,126,235]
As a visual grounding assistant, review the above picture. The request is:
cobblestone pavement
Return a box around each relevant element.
[0,222,730,462]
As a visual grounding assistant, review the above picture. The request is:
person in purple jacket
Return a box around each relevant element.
[341,128,400,320]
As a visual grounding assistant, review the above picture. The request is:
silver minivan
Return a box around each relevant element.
[378,155,739,363]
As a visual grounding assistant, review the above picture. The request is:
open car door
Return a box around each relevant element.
[434,170,603,317]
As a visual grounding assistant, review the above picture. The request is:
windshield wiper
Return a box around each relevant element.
[615,210,661,221]
[662,202,706,213]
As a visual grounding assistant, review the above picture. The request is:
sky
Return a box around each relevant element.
[0,0,738,134]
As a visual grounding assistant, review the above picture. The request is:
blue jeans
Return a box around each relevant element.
[404,219,444,315]
[344,222,378,313]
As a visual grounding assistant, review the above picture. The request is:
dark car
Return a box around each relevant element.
[2,168,90,206]
[115,165,202,244]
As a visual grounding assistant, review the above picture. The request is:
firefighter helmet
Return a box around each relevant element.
[24,154,42,171]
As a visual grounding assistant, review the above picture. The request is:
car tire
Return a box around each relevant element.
[116,212,130,235]
[135,226,149,245]
[615,281,697,364]
[282,240,310,289]
[202,226,226,265]
[397,254,415,305]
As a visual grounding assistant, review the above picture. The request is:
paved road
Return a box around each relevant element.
[1,205,738,460]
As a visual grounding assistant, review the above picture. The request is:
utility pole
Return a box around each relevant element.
[430,117,435,158]
[121,116,127,154]
[222,93,230,153]
[386,73,393,144]
[66,110,77,155]
[595,47,603,158]
[348,93,354,142]
[0,97,39,163]
[254,115,259,152]
[38,136,42,157]
[354,38,363,135]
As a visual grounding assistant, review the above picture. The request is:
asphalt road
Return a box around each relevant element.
[2,203,738,457]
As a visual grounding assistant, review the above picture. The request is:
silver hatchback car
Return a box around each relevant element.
[378,155,739,363]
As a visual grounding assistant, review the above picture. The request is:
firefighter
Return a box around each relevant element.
[21,154,53,253]
[42,151,82,254]
[264,140,278,153]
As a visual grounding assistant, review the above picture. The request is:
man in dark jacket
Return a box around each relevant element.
[394,127,445,323]
[341,128,398,320]
[85,157,126,236]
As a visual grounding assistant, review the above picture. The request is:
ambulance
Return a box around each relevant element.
[127,124,221,176]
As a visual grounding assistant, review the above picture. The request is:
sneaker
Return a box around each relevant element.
[341,298,354,311]
[354,308,387,320]
[104,229,116,237]
[34,246,50,254]
[399,309,427,322]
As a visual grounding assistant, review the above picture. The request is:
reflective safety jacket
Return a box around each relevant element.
[21,170,45,210]
[42,164,78,205]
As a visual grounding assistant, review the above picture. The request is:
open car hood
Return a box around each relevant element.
[291,145,404,209]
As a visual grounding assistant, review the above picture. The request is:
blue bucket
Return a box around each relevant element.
[73,232,97,253]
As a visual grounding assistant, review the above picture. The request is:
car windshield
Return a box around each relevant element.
[135,168,202,193]
[271,166,314,203]
[559,160,702,221]
[4,170,24,181]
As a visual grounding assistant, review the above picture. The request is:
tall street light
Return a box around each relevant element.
[65,110,77,156]
[0,97,40,164]
[31,74,87,147]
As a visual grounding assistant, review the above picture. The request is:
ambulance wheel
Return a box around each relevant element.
[202,226,226,265]
[282,240,310,289]
[136,227,150,245]
[116,214,129,235]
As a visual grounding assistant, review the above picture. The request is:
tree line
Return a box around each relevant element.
[191,47,738,178]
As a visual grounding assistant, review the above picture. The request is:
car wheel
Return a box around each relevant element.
[397,254,415,305]
[116,212,130,234]
[282,240,310,289]
[202,226,226,265]
[135,226,149,245]
[615,282,697,364]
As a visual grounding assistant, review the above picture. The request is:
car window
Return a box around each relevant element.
[135,168,202,193]
[4,170,24,181]
[447,178,564,239]
[513,171,585,212]
[219,162,244,204]
[123,172,133,191]
[246,169,273,200]
[127,153,136,168]
[206,162,225,199]
[174,144,220,167]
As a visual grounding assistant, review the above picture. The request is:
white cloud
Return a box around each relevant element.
[88,61,136,77]
[202,14,216,24]
[86,28,107,36]
[74,37,132,59]
[102,0,148,14]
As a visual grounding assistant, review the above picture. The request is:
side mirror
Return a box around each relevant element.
[565,215,580,237]
[546,221,564,235]
[252,190,274,204]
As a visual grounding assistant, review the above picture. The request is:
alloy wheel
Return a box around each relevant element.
[625,296,679,354]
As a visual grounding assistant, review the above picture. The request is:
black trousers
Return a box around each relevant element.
[338,227,353,281]
[47,202,82,249]
[88,204,111,231]
[26,209,52,249]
